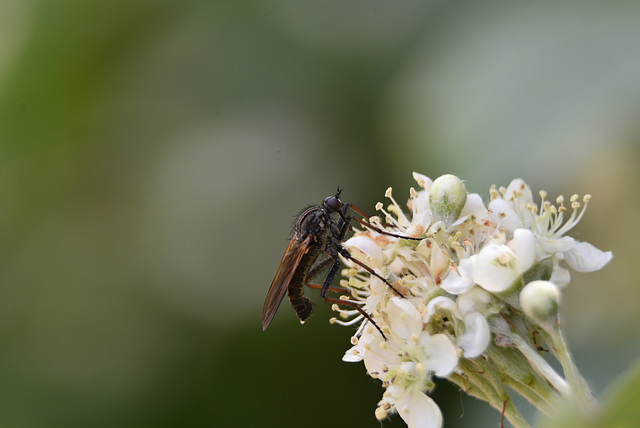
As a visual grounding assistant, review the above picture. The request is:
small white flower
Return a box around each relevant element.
[440,258,474,294]
[488,198,527,233]
[424,296,491,359]
[489,180,613,279]
[363,298,459,379]
[471,229,536,293]
[343,297,458,428]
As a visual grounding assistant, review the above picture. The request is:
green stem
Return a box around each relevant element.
[549,328,599,416]
[510,331,571,398]
[503,400,532,428]
[486,346,559,416]
[448,371,532,428]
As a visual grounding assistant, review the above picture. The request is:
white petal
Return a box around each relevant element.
[395,390,443,428]
[413,172,433,191]
[363,276,385,309]
[422,333,458,377]
[412,189,431,216]
[459,313,491,358]
[509,228,536,273]
[427,221,444,235]
[363,336,396,376]
[472,246,519,293]
[425,296,457,321]
[440,258,474,295]
[387,297,423,340]
[439,270,472,295]
[458,193,488,219]
[343,235,384,268]
[429,244,450,280]
[342,333,375,363]
[537,235,576,254]
[504,178,534,205]
[504,179,535,226]
[407,209,432,238]
[342,346,364,362]
[563,241,613,272]
[456,286,494,316]
[488,199,523,232]
[549,260,571,288]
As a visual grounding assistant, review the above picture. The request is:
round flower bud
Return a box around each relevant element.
[520,280,561,331]
[429,174,468,227]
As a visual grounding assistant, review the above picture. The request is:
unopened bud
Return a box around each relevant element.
[520,280,560,331]
[430,174,467,227]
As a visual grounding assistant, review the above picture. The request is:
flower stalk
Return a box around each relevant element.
[336,173,612,428]
[548,320,599,417]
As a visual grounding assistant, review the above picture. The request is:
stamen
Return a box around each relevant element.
[489,184,500,200]
[353,319,368,337]
[539,190,547,200]
[385,188,410,226]
[376,205,403,230]
[385,187,393,198]
[335,308,362,317]
[554,193,590,236]
[332,315,365,326]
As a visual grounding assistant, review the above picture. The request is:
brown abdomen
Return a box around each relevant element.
[288,247,320,323]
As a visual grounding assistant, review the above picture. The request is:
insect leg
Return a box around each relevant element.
[322,295,386,340]
[306,282,350,295]
[304,257,349,295]
[305,257,334,282]
[338,246,405,298]
[333,212,406,298]
[318,259,342,298]
[313,255,388,338]
[344,203,423,241]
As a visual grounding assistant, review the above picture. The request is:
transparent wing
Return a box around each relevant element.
[261,234,312,330]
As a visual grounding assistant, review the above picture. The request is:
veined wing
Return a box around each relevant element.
[261,234,313,331]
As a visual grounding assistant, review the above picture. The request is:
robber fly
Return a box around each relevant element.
[261,189,421,337]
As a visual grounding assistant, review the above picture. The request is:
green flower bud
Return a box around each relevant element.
[429,174,467,227]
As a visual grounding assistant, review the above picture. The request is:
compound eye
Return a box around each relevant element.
[324,196,343,212]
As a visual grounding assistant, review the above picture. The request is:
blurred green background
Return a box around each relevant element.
[0,0,639,427]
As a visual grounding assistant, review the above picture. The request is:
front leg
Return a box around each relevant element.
[319,259,342,298]
[338,246,405,298]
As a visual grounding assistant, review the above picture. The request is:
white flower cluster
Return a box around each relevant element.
[336,173,612,428]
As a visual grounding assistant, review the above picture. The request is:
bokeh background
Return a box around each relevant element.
[1,0,639,427]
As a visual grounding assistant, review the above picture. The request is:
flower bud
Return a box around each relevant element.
[429,174,467,227]
[520,280,560,331]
